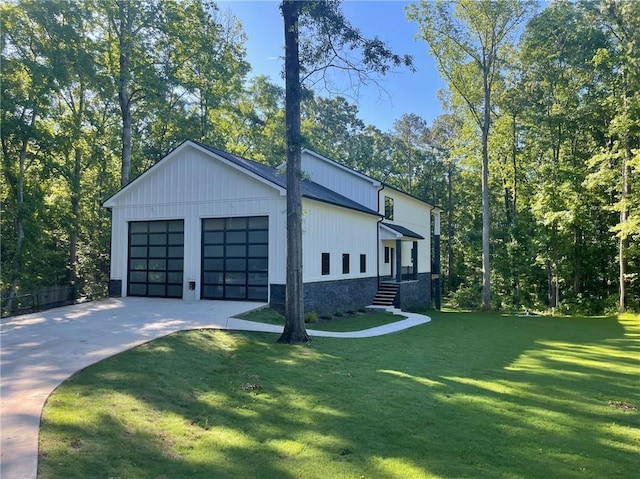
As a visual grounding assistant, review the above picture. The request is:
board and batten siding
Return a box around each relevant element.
[106,145,286,299]
[300,150,379,211]
[379,188,432,274]
[301,198,378,283]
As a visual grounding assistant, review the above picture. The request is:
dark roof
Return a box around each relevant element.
[381,222,424,239]
[195,141,379,217]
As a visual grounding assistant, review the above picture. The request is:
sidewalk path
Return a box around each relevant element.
[0,298,430,479]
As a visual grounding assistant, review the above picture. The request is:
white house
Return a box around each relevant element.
[104,140,442,314]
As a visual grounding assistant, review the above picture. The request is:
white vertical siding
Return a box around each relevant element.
[301,151,379,210]
[379,188,432,273]
[302,199,378,282]
[107,145,286,298]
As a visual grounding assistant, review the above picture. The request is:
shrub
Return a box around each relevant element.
[304,311,318,324]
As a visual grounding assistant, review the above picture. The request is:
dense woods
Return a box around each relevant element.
[2,0,638,316]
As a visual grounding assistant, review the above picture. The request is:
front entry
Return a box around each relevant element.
[201,216,268,301]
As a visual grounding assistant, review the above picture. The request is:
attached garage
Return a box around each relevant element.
[127,220,184,298]
[105,140,441,312]
[201,216,269,301]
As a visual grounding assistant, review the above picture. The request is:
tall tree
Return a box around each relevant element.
[520,0,609,310]
[1,0,58,310]
[301,94,365,162]
[280,0,306,343]
[586,0,640,312]
[408,0,535,309]
[391,113,431,195]
[278,0,412,343]
[98,0,162,186]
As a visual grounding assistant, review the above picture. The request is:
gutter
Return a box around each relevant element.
[376,183,385,289]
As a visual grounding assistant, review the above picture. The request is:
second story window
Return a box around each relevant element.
[385,196,394,220]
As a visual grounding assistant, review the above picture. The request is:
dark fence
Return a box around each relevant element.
[1,285,78,318]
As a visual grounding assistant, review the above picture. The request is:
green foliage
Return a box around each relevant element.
[2,0,638,315]
[304,311,318,324]
[1,0,250,309]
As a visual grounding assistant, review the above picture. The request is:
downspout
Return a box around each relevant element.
[376,184,385,289]
[433,209,442,310]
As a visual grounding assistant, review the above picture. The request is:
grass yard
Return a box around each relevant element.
[38,311,639,479]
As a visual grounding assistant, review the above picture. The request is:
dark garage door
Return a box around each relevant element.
[128,220,184,298]
[201,216,268,301]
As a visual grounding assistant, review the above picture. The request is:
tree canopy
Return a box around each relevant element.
[2,0,638,316]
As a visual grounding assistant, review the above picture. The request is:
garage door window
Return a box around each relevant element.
[201,216,268,301]
[128,220,184,298]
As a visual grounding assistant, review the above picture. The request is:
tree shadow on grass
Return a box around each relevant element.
[370,313,639,478]
[39,313,639,479]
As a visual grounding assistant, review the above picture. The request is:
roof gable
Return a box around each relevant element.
[104,140,379,216]
[299,148,381,187]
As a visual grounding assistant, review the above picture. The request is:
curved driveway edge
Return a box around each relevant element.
[0,298,430,479]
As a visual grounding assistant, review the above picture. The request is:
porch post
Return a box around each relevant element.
[412,241,418,280]
[395,239,402,282]
[433,211,441,310]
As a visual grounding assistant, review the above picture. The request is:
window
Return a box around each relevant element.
[384,196,394,220]
[384,246,390,264]
[342,254,350,274]
[321,253,330,275]
[360,254,366,273]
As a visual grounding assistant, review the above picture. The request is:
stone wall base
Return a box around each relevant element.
[270,276,378,316]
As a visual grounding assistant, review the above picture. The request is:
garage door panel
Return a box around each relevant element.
[129,284,146,295]
[130,271,147,282]
[148,284,166,296]
[227,231,247,244]
[225,286,246,299]
[226,245,246,257]
[201,216,268,301]
[130,259,147,270]
[248,286,268,300]
[128,220,184,298]
[225,259,246,271]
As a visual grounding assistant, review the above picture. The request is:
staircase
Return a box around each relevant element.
[372,282,399,307]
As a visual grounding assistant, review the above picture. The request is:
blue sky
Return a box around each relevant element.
[218,0,447,132]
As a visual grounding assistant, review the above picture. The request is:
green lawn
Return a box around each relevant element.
[38,311,639,479]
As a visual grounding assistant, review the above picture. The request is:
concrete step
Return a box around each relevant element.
[372,282,399,306]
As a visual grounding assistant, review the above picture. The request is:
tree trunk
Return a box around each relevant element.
[481,72,491,310]
[278,0,309,344]
[447,165,454,293]
[118,1,133,187]
[4,110,34,314]
[69,147,81,287]
[619,155,630,313]
[619,67,631,313]
[5,148,27,313]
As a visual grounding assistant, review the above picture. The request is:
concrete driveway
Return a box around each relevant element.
[1,297,430,479]
[1,298,271,479]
